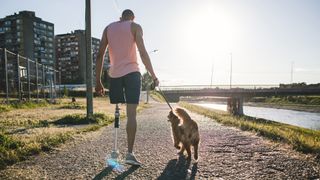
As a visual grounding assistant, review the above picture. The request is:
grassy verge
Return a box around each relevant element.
[150,91,166,102]
[0,100,53,113]
[179,101,320,154]
[0,113,114,170]
[0,130,73,170]
[249,96,320,106]
[0,101,150,170]
[58,102,85,109]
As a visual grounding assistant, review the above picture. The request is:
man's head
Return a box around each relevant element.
[120,9,135,21]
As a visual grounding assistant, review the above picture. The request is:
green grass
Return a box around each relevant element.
[0,131,73,170]
[249,96,320,106]
[0,105,12,113]
[0,100,51,113]
[0,101,150,170]
[52,113,116,126]
[0,112,116,170]
[58,102,85,109]
[150,91,166,103]
[179,101,320,154]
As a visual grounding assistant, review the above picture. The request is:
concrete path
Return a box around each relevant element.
[1,101,320,179]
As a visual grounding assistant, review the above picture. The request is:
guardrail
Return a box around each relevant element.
[159,84,280,91]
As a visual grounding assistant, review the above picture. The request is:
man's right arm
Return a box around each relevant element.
[133,23,159,86]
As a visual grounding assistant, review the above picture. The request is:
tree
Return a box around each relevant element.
[141,72,153,91]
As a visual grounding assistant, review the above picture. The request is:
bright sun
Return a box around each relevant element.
[183,5,235,56]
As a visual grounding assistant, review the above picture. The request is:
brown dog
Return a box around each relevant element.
[167,108,200,161]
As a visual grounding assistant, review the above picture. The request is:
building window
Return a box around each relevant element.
[16,19,22,24]
[5,21,11,26]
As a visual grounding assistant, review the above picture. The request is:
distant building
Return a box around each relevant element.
[55,30,109,84]
[0,11,54,92]
[0,10,54,67]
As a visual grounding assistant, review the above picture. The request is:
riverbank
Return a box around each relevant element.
[247,96,320,113]
[179,101,320,155]
[245,102,320,113]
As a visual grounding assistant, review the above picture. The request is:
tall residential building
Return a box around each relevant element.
[0,11,54,67]
[0,11,54,93]
[55,30,109,84]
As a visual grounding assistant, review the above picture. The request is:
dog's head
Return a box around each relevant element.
[167,110,180,125]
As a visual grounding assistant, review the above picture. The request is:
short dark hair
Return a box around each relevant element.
[121,9,134,19]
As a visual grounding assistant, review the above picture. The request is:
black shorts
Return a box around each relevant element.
[109,71,141,104]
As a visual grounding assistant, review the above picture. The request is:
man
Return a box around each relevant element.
[95,9,159,166]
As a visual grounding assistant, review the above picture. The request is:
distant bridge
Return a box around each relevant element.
[158,85,320,115]
[159,85,320,102]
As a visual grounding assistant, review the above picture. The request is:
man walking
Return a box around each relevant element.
[95,9,159,166]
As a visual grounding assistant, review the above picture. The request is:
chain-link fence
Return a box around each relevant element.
[0,48,61,103]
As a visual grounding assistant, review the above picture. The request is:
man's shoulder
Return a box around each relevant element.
[107,21,118,28]
[131,22,141,27]
[131,22,142,32]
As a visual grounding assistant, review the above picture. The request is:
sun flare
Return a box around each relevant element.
[183,5,236,56]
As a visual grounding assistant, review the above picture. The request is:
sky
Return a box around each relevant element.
[1,0,320,86]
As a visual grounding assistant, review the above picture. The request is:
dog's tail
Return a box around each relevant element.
[174,108,192,123]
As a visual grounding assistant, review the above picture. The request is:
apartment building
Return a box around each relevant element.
[55,30,109,84]
[0,11,54,67]
[0,11,54,92]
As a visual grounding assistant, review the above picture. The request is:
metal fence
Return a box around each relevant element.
[0,48,61,103]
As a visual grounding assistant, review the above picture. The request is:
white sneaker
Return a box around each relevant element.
[125,153,142,166]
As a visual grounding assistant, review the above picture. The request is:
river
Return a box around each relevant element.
[193,102,320,130]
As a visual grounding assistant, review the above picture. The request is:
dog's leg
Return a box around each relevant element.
[185,144,192,160]
[194,142,199,161]
[174,139,181,150]
[178,144,185,155]
[174,141,181,150]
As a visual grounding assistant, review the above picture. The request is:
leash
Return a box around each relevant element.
[157,86,173,110]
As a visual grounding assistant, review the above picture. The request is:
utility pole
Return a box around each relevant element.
[85,0,93,118]
[290,61,294,84]
[210,61,214,88]
[229,52,232,89]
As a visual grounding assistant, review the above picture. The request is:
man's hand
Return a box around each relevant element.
[95,81,105,96]
[150,78,159,90]
[153,78,159,87]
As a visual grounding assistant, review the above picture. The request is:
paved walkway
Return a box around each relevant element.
[1,101,320,179]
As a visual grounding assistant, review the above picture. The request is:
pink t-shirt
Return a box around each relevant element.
[107,20,139,78]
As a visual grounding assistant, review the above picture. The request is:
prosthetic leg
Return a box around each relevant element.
[106,104,125,172]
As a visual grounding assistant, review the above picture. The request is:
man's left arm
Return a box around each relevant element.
[95,27,108,95]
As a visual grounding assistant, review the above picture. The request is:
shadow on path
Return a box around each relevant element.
[93,166,140,180]
[157,155,198,180]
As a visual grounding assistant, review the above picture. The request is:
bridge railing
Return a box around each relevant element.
[159,84,280,91]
